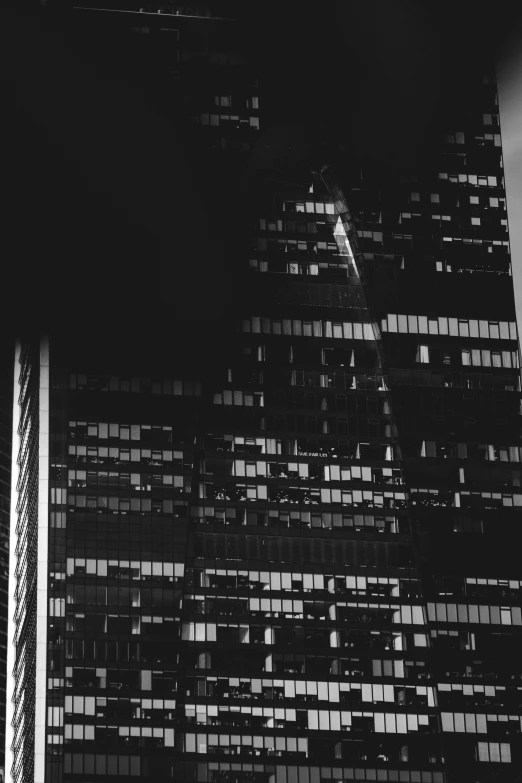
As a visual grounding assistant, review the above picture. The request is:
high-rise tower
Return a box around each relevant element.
[5,3,522,783]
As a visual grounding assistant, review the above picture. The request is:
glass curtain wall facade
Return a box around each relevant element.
[5,6,522,783]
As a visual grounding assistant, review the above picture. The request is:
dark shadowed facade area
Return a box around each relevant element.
[1,2,521,345]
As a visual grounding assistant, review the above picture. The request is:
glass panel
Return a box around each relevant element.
[489,323,499,339]
[418,316,428,334]
[469,320,479,338]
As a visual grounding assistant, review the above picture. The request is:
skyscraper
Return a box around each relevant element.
[6,3,522,783]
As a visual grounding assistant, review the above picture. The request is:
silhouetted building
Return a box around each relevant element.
[5,4,522,783]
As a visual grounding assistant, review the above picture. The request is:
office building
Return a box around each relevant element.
[5,3,522,783]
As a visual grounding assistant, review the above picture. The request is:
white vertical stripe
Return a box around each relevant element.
[5,342,21,782]
[35,336,50,783]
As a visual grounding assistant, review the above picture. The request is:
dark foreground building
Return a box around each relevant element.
[5,3,522,783]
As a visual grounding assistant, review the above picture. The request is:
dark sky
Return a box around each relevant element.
[2,0,522,367]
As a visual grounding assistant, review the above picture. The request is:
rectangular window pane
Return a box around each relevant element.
[500,743,511,763]
[438,317,448,335]
[489,743,501,762]
[469,320,479,338]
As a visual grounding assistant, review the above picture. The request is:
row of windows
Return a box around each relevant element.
[241,318,376,341]
[184,597,426,628]
[63,754,140,776]
[411,487,522,510]
[390,368,519,391]
[185,664,423,704]
[476,742,511,763]
[64,666,174,692]
[460,348,519,368]
[192,506,400,533]
[197,114,259,128]
[68,445,186,465]
[421,441,522,462]
[282,201,336,215]
[438,683,521,698]
[64,638,169,664]
[66,558,184,580]
[291,372,389,391]
[201,483,408,509]
[312,711,433,734]
[64,584,175,607]
[184,733,308,756]
[434,259,510,275]
[213,96,259,109]
[186,682,435,709]
[259,218,334,234]
[438,172,500,187]
[214,391,264,407]
[68,470,187,490]
[69,375,202,395]
[66,494,183,513]
[66,613,174,634]
[231,462,401,484]
[229,417,392,442]
[440,235,509,249]
[382,314,517,340]
[204,436,394,460]
[193,569,408,596]
[430,215,507,231]
[185,705,435,734]
[249,259,354,276]
[64,694,175,716]
[179,613,425,644]
[255,237,343,256]
[441,712,521,736]
[69,421,173,442]
[466,577,522,590]
[203,762,444,783]
[400,212,507,231]
[414,345,518,369]
[456,488,522,509]
[426,603,522,625]
[63,723,175,745]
